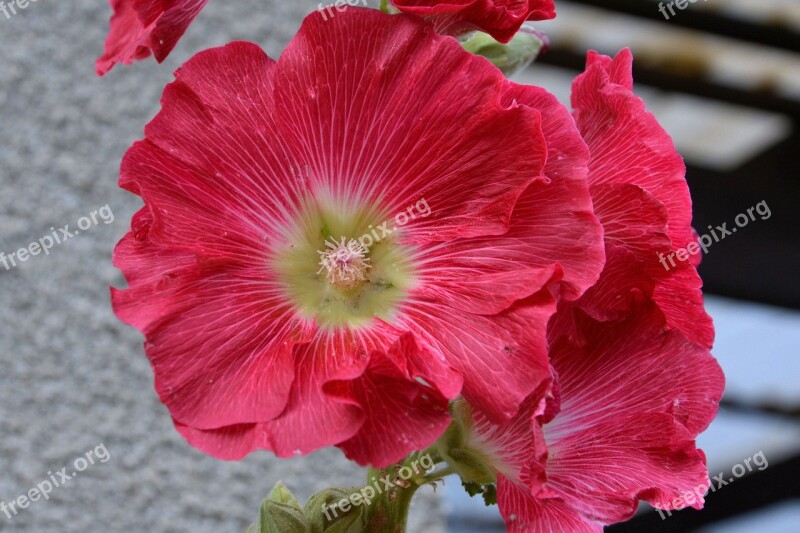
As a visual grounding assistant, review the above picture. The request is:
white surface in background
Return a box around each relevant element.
[516,65,792,171]
[703,500,800,533]
[710,0,800,30]
[533,2,800,99]
[707,295,800,405]
[699,410,800,472]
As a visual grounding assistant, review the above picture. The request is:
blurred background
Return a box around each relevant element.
[0,1,797,532]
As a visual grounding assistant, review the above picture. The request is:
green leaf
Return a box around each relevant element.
[462,481,483,497]
[481,484,497,507]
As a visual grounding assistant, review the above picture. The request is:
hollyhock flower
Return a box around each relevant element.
[555,49,715,348]
[447,303,724,531]
[112,8,604,466]
[437,50,724,530]
[96,0,209,76]
[391,0,556,43]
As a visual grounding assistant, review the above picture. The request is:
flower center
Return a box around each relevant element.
[317,237,372,289]
[273,196,417,330]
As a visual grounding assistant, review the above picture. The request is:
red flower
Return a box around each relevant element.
[391,0,556,43]
[112,8,604,466]
[463,303,724,531]
[96,0,209,76]
[553,49,715,349]
[448,50,724,531]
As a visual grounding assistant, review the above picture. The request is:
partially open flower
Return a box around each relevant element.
[391,0,556,43]
[112,8,604,466]
[450,303,724,531]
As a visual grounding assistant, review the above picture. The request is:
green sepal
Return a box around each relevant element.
[481,484,498,507]
[269,481,303,509]
[248,482,309,533]
[461,25,547,77]
[462,481,483,498]
[304,487,366,533]
[436,402,498,485]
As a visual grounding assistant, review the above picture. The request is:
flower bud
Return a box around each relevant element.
[248,482,308,533]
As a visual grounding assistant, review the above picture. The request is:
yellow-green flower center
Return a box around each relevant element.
[273,196,417,330]
[317,236,372,290]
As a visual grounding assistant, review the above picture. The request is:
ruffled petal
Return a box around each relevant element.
[469,391,549,489]
[274,9,548,243]
[548,304,723,441]
[96,0,208,75]
[572,49,695,254]
[174,335,370,460]
[401,290,557,422]
[542,304,724,521]
[544,413,712,522]
[333,334,454,467]
[497,477,602,533]
[392,0,556,43]
[571,50,714,347]
[112,219,301,430]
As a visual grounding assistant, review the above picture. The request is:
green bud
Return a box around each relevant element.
[304,487,366,533]
[269,481,303,509]
[248,482,309,533]
[461,25,548,77]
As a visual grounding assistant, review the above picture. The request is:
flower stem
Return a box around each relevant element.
[362,466,419,532]
[361,450,455,532]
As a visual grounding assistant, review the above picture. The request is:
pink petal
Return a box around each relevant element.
[96,0,208,75]
[572,49,695,254]
[571,50,714,347]
[392,0,556,43]
[333,334,454,467]
[545,412,712,522]
[274,9,547,242]
[112,222,300,430]
[542,304,725,521]
[497,476,602,532]
[401,290,557,422]
[174,336,370,460]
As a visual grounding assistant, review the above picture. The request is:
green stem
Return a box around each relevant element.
[424,465,458,481]
[361,450,454,532]
[362,467,419,532]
